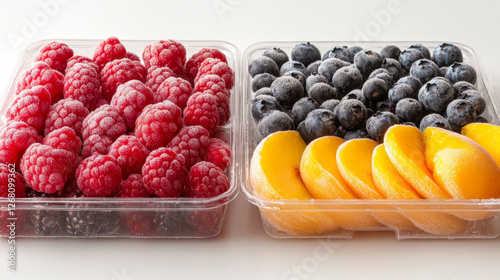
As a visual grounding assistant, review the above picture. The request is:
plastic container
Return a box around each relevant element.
[240,41,500,240]
[0,39,239,238]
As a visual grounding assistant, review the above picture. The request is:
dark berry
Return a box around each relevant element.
[376,99,395,113]
[345,128,370,140]
[263,47,289,68]
[318,58,351,85]
[280,61,309,77]
[395,76,422,94]
[362,78,389,102]
[446,99,477,130]
[380,45,401,60]
[401,122,418,128]
[366,108,375,119]
[342,89,367,106]
[366,112,399,143]
[254,87,273,98]
[445,62,477,84]
[297,121,314,144]
[327,46,354,63]
[368,68,393,87]
[252,73,276,92]
[303,109,337,140]
[283,70,307,92]
[429,76,451,85]
[410,59,440,84]
[335,99,367,130]
[432,43,463,67]
[332,66,363,95]
[249,56,279,78]
[308,83,338,104]
[291,42,321,67]
[251,95,283,122]
[306,73,328,92]
[154,211,186,235]
[320,99,341,112]
[453,81,476,98]
[418,79,454,113]
[66,209,120,236]
[333,125,349,138]
[474,116,489,123]
[30,210,63,236]
[291,97,319,126]
[419,113,452,131]
[395,98,423,124]
[440,67,448,76]
[307,61,322,75]
[354,50,383,79]
[399,48,424,71]
[409,44,431,59]
[457,90,486,115]
[258,110,294,138]
[388,83,416,104]
[348,46,363,55]
[381,58,405,81]
[270,76,304,108]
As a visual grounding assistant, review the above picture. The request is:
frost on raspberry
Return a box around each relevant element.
[155,77,193,110]
[81,134,113,158]
[183,92,219,135]
[43,127,82,156]
[142,148,187,198]
[81,105,127,142]
[101,58,147,101]
[15,61,64,103]
[34,41,74,74]
[116,174,150,198]
[125,52,141,62]
[186,161,229,198]
[44,98,89,137]
[109,135,150,178]
[202,88,230,125]
[166,125,210,169]
[93,37,127,70]
[193,74,228,96]
[76,154,122,197]
[7,85,51,134]
[145,66,176,94]
[0,121,42,166]
[142,40,186,76]
[110,80,154,131]
[205,138,231,170]
[66,55,99,73]
[195,58,234,89]
[64,62,102,110]
[185,48,227,84]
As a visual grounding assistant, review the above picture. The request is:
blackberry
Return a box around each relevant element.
[354,50,383,79]
[388,83,416,104]
[399,48,424,71]
[409,44,431,59]
[395,98,423,124]
[249,56,279,78]
[419,113,452,131]
[453,81,476,98]
[270,76,304,109]
[432,43,463,67]
[327,46,354,63]
[320,99,341,113]
[306,73,328,92]
[366,111,399,143]
[445,62,477,84]
[283,70,307,92]
[258,110,294,138]
[252,73,276,92]
[303,109,337,140]
[380,45,401,60]
[362,78,389,102]
[318,58,351,85]
[308,83,338,104]
[348,46,364,55]
[395,76,422,94]
[344,128,371,140]
[368,68,393,87]
[154,211,186,235]
[263,47,289,68]
[251,95,283,122]
[342,89,367,106]
[280,61,309,77]
[66,209,120,236]
[457,90,486,115]
[381,58,405,82]
[332,66,363,95]
[291,42,321,67]
[446,99,477,130]
[291,97,320,126]
[418,79,454,113]
[307,60,322,75]
[410,59,440,84]
[30,210,64,236]
[335,99,367,130]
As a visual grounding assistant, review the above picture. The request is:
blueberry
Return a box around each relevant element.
[320,99,341,112]
[354,50,383,79]
[307,61,322,75]
[395,98,423,124]
[342,89,367,106]
[401,122,417,128]
[249,56,279,78]
[399,48,424,71]
[362,78,389,102]
[388,83,416,104]
[258,110,294,138]
[366,111,399,143]
[322,48,332,61]
[429,76,451,85]
[380,45,401,60]
[270,76,305,109]
[318,58,351,85]
[348,46,364,55]
[440,67,448,77]
[291,42,321,67]
[253,87,273,98]
[376,99,395,113]
[280,61,309,77]
[446,99,477,130]
[304,109,337,140]
[335,99,367,130]
[432,43,463,67]
[453,81,476,98]
[344,128,370,140]
[445,62,477,84]
[283,70,307,92]
[252,73,276,92]
[409,44,431,59]
[263,47,289,68]
[419,113,452,132]
[368,68,393,87]
[366,108,375,119]
[457,89,486,115]
[297,121,314,144]
[418,79,454,113]
[395,76,422,94]
[474,116,489,123]
[332,66,363,95]
[251,95,283,122]
[306,73,328,92]
[308,83,339,104]
[409,59,440,84]
[381,58,405,81]
[327,46,354,63]
[291,97,320,126]
[333,125,349,138]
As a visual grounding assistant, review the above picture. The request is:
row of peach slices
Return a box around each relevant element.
[250,123,500,236]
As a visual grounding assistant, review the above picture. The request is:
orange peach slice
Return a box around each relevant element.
[462,123,500,167]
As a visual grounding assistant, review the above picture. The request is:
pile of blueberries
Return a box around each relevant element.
[249,42,488,143]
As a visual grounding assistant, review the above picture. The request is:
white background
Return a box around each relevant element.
[1,0,500,279]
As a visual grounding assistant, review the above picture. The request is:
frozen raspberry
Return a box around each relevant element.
[109,135,150,178]
[43,127,81,156]
[193,74,229,96]
[15,61,64,103]
[187,207,225,236]
[142,40,186,76]
[93,37,127,70]
[183,92,219,135]
[121,212,154,236]
[186,161,229,198]
[145,66,176,94]
[7,86,51,133]
[101,58,147,101]
[81,105,127,142]
[20,143,74,194]
[0,121,42,166]
[135,101,183,150]
[125,52,141,62]
[0,163,26,198]
[212,127,229,143]
[185,48,227,84]
[116,174,150,198]
[155,77,193,109]
[195,58,234,89]
[66,55,99,73]
[205,138,231,170]
[166,126,210,169]
[34,42,74,74]
[44,98,89,137]
[202,88,230,125]
[142,148,187,197]
[57,178,83,198]
[110,80,154,130]
[76,154,122,197]
[93,98,109,110]
[64,62,102,110]
[82,134,113,158]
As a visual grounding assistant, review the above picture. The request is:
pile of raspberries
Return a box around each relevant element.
[0,37,234,200]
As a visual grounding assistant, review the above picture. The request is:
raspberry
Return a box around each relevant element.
[20,143,74,194]
[145,66,176,94]
[212,127,229,143]
[81,105,127,142]
[7,86,52,133]
[142,40,186,76]
[193,74,228,96]
[76,154,122,197]
[43,127,81,156]
[185,48,227,84]
[155,77,193,109]
[116,174,150,197]
[64,62,102,110]
[125,52,141,62]
[0,163,26,198]
[66,55,99,73]
[15,61,64,103]
[142,148,187,197]
[44,98,89,137]
[101,58,147,101]
[205,138,231,170]
[57,178,82,198]
[82,134,113,158]
[195,58,234,89]
[166,126,210,169]
[135,101,183,150]
[34,42,74,74]
[0,121,42,166]
[187,207,225,236]
[93,98,110,110]
[183,92,219,135]
[109,135,150,178]
[121,211,154,236]
[203,88,231,125]
[110,80,154,130]
[185,161,229,198]
[93,37,127,70]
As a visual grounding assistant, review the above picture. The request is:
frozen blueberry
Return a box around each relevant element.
[348,46,364,55]
[366,108,375,119]
[446,99,477,130]
[440,67,448,76]
[333,125,349,138]
[399,48,425,71]
[342,89,367,106]
[445,62,477,84]
[258,110,294,138]
[344,128,370,140]
[401,122,417,128]
[327,46,354,63]
[354,50,383,79]
[376,99,395,113]
[418,79,454,113]
[291,97,320,126]
[263,47,289,68]
[395,76,422,94]
[381,58,405,82]
[332,66,363,95]
[456,89,486,115]
[280,61,309,77]
[410,59,441,84]
[283,70,307,92]
[253,87,273,98]
[306,73,328,92]
[318,58,351,85]
[304,109,337,140]
[409,44,431,59]
[320,99,341,112]
[419,113,452,132]
[362,78,389,102]
[335,99,367,130]
[297,121,314,144]
[366,111,399,143]
[308,83,339,104]
[380,45,401,60]
[251,95,283,122]
[307,60,322,75]
[249,56,280,78]
[432,43,463,67]
[453,81,476,98]
[388,83,416,104]
[322,48,332,61]
[271,76,305,109]
[368,68,393,87]
[291,42,321,67]
[474,116,489,123]
[395,98,423,124]
[252,73,276,92]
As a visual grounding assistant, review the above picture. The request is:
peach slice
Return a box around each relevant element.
[462,123,500,167]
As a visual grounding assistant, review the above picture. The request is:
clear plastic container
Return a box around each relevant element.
[240,41,500,240]
[0,39,239,238]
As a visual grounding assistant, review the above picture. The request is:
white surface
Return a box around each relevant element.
[1,0,500,279]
